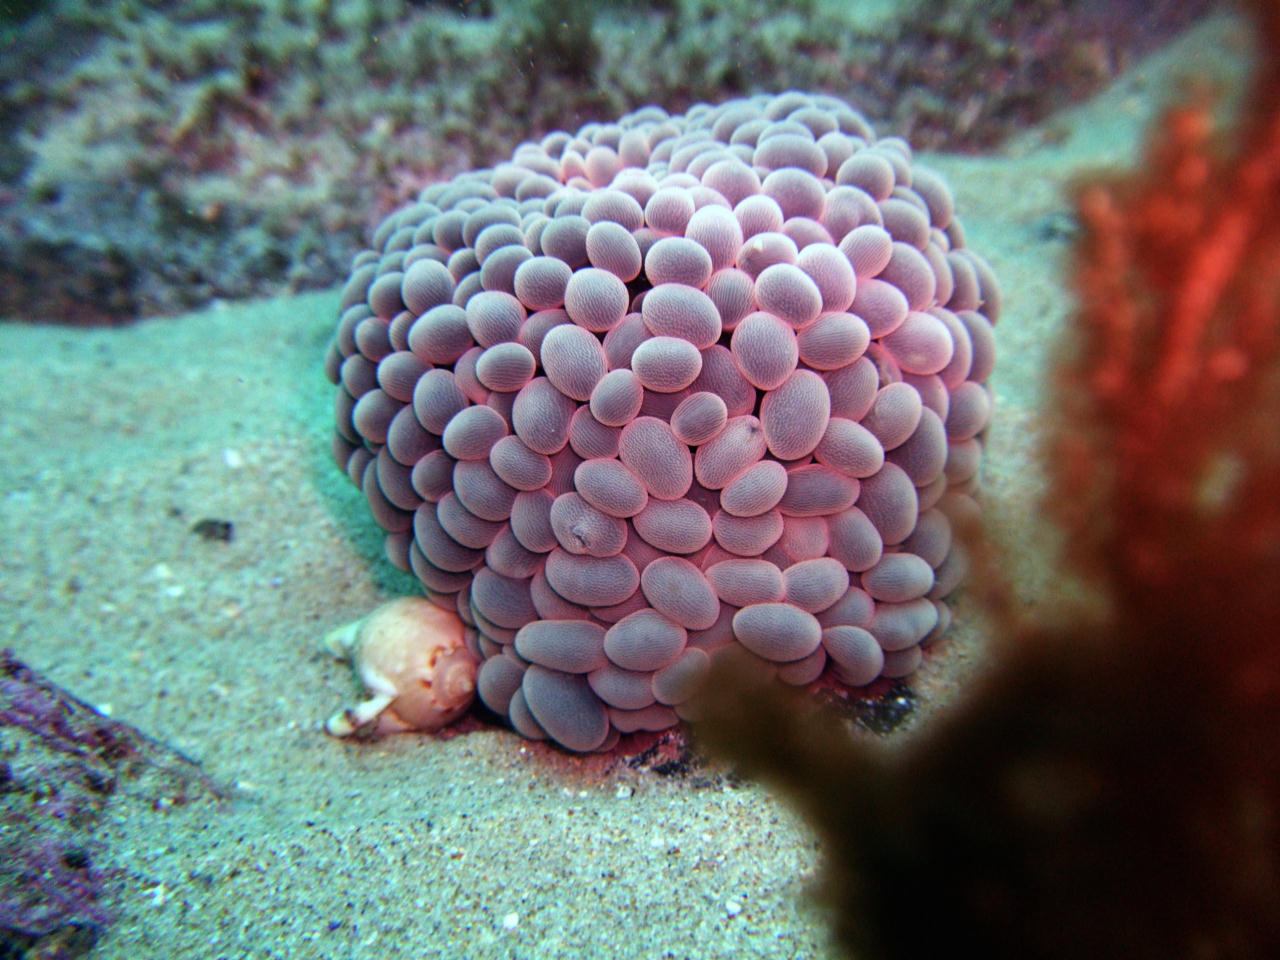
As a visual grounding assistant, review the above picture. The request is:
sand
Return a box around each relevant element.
[0,14,1251,959]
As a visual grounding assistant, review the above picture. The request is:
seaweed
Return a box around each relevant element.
[694,1,1280,957]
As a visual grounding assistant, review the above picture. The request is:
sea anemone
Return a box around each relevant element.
[324,91,999,752]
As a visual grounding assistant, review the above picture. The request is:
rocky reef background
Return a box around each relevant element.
[0,0,1218,324]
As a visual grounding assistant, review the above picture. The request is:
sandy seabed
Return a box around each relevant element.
[0,16,1249,960]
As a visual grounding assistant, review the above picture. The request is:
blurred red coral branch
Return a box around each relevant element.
[1056,0,1280,611]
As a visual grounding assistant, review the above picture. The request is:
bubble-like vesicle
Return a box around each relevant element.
[589,368,645,427]
[489,435,553,491]
[507,687,547,741]
[452,346,488,403]
[827,506,883,571]
[353,389,401,445]
[586,221,643,282]
[477,655,527,715]
[589,663,657,710]
[878,242,937,311]
[944,381,992,440]
[868,597,938,651]
[641,283,722,348]
[564,267,629,332]
[686,205,745,272]
[645,186,696,235]
[902,508,952,569]
[514,619,608,673]
[377,448,420,511]
[541,214,591,268]
[850,278,909,337]
[512,377,576,455]
[513,256,572,310]
[712,508,784,556]
[481,243,532,293]
[604,607,687,671]
[839,223,894,278]
[861,382,924,451]
[821,625,884,685]
[453,459,517,520]
[754,263,823,329]
[611,703,678,734]
[632,498,713,554]
[705,558,786,606]
[760,369,831,460]
[411,449,454,503]
[814,417,885,478]
[544,548,639,607]
[387,405,436,466]
[409,305,474,365]
[402,258,456,315]
[796,242,857,312]
[689,345,757,417]
[702,158,761,207]
[582,187,643,228]
[818,584,876,628]
[437,491,503,548]
[836,151,895,199]
[910,166,955,227]
[762,167,826,221]
[732,603,822,662]
[730,312,798,391]
[475,341,537,393]
[550,491,628,557]
[887,407,948,485]
[796,312,870,370]
[646,236,713,288]
[519,308,571,357]
[470,566,537,629]
[777,464,859,517]
[652,648,711,705]
[754,133,827,176]
[442,404,508,460]
[706,268,755,332]
[881,310,955,375]
[486,526,543,580]
[720,460,789,517]
[368,271,405,319]
[365,460,413,532]
[601,312,649,369]
[521,665,610,752]
[735,228,795,277]
[861,552,936,602]
[782,557,850,613]
[879,196,931,249]
[466,290,526,347]
[509,489,557,553]
[618,416,693,500]
[640,556,721,630]
[631,336,704,393]
[670,391,728,446]
[409,371,465,437]
[574,457,649,518]
[694,415,767,489]
[414,502,484,572]
[857,462,919,545]
[540,322,607,401]
[825,356,880,422]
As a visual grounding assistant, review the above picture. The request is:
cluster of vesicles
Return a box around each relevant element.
[325,91,998,752]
